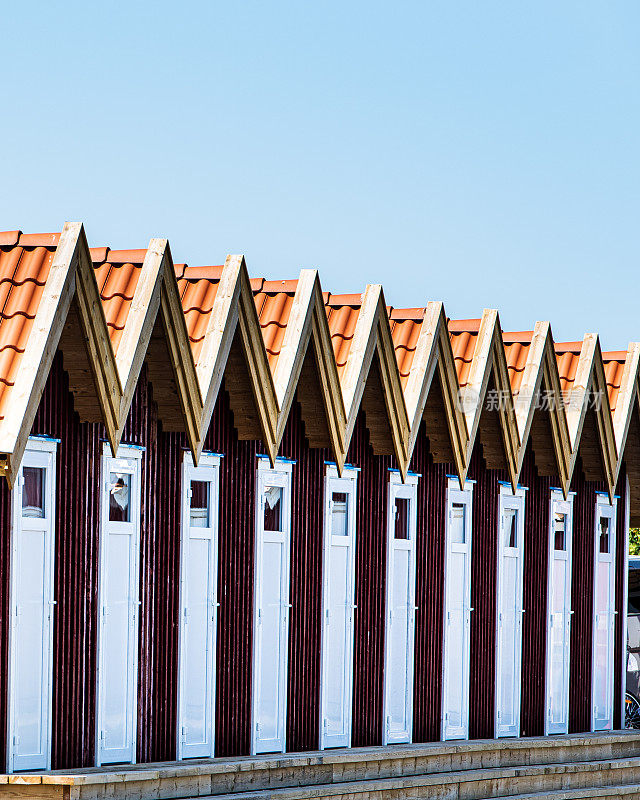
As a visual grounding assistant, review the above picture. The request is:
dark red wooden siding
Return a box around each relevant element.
[520,445,553,737]
[410,425,450,743]
[467,449,505,739]
[347,413,394,747]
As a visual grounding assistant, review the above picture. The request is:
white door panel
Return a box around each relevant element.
[252,462,292,754]
[320,469,357,749]
[97,448,142,766]
[383,474,418,745]
[592,497,617,732]
[545,492,573,734]
[495,487,526,738]
[8,440,57,773]
[442,480,473,740]
[178,455,220,759]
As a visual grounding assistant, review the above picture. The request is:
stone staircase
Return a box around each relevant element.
[3,732,640,800]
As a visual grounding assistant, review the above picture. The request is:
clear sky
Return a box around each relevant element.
[2,1,638,348]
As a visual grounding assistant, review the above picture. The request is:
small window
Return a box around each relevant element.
[109,472,131,522]
[451,503,466,544]
[599,516,610,554]
[22,466,45,518]
[190,480,210,527]
[263,485,283,531]
[554,512,566,551]
[331,492,349,536]
[394,497,410,540]
[504,508,518,548]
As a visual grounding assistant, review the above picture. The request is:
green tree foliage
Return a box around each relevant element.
[630,529,640,556]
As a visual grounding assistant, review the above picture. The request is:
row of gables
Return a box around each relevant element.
[1,222,639,511]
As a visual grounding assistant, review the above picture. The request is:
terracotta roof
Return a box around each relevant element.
[554,342,583,395]
[92,247,147,353]
[253,280,299,370]
[389,308,426,387]
[602,351,627,414]
[323,293,364,378]
[0,232,59,421]
[502,332,534,396]
[448,319,481,388]
[176,267,224,362]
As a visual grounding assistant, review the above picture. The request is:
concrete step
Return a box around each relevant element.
[484,787,640,800]
[4,733,640,800]
[176,757,640,799]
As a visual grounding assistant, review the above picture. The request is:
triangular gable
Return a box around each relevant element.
[176,256,278,460]
[503,323,572,494]
[92,239,203,456]
[0,222,121,484]
[251,272,346,465]
[389,302,467,480]
[555,336,617,498]
[325,285,409,475]
[449,310,519,488]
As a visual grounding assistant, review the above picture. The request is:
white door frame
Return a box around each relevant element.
[622,477,630,727]
[319,464,358,749]
[545,489,574,735]
[7,437,58,773]
[177,452,221,760]
[441,477,474,741]
[591,493,617,732]
[383,471,418,745]
[96,444,142,766]
[495,484,526,738]
[251,458,293,755]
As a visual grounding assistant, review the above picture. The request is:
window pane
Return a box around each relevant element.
[554,512,566,551]
[263,485,283,531]
[331,492,348,536]
[394,497,409,540]
[190,480,210,527]
[451,503,465,544]
[599,516,610,554]
[504,508,517,548]
[22,466,45,518]
[109,472,131,522]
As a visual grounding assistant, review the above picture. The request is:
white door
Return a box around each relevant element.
[320,466,358,749]
[178,453,220,759]
[7,439,57,773]
[383,473,418,745]
[97,446,142,766]
[441,479,473,740]
[592,496,617,731]
[252,460,292,754]
[545,491,574,734]
[495,486,526,738]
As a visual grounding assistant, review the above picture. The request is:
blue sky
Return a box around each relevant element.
[2,1,638,347]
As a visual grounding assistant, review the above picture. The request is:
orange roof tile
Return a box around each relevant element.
[602,351,627,414]
[92,247,147,354]
[554,342,583,395]
[0,232,58,421]
[389,308,426,387]
[253,280,299,370]
[325,293,364,378]
[502,332,534,396]
[176,267,224,362]
[448,319,481,388]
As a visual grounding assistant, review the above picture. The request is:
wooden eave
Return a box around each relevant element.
[512,322,571,495]
[610,342,640,490]
[461,309,520,490]
[402,301,467,483]
[114,239,203,458]
[340,284,410,477]
[0,222,121,485]
[564,334,618,500]
[194,255,278,462]
[271,270,346,467]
